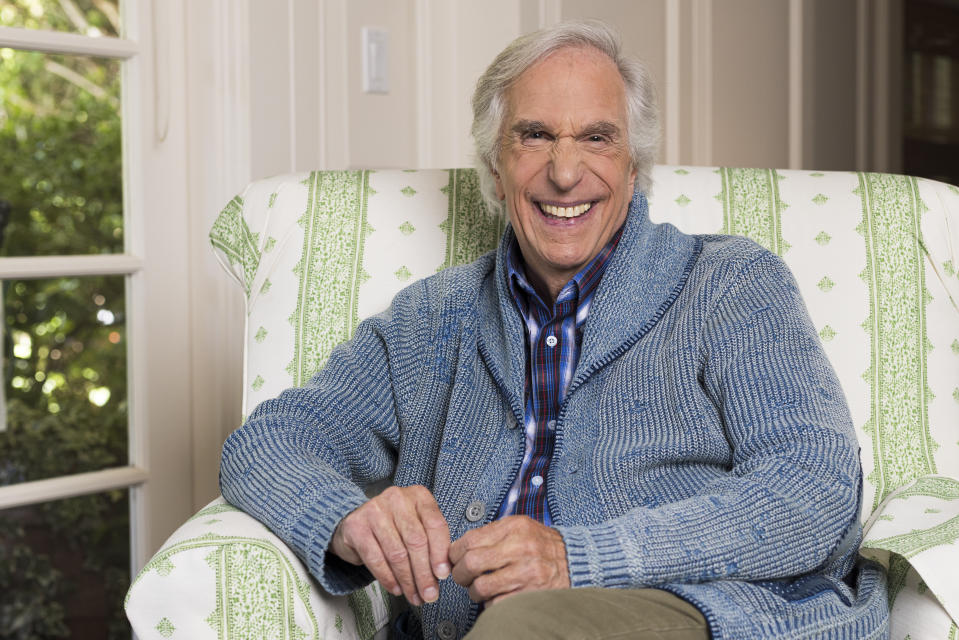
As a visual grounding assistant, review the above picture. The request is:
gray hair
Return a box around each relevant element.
[471,20,660,216]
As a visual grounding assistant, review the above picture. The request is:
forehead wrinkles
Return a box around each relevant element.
[502,47,627,131]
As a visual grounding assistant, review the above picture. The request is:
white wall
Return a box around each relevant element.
[182,0,892,506]
[236,0,873,180]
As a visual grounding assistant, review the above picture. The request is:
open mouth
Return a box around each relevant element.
[537,202,594,220]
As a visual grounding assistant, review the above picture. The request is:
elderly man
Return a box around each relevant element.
[220,21,888,640]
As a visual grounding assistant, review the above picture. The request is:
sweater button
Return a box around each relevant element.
[435,620,457,640]
[465,500,486,522]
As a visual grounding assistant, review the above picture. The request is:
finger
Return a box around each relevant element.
[448,518,508,565]
[413,492,452,580]
[370,509,422,605]
[450,542,508,588]
[394,500,440,604]
[349,531,402,597]
[466,564,526,603]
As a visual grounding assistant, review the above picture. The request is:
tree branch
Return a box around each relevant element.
[57,0,90,35]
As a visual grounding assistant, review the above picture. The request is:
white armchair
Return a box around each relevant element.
[126,166,959,639]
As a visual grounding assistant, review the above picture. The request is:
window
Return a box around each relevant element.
[0,1,169,637]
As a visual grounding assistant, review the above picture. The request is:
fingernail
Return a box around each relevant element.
[435,563,451,580]
[390,586,402,596]
[411,594,423,606]
[424,586,438,602]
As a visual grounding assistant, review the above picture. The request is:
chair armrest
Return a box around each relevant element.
[861,475,959,628]
[125,497,393,640]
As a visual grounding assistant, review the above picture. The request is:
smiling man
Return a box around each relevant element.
[220,21,889,640]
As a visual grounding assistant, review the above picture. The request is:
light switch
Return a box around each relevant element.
[362,27,389,94]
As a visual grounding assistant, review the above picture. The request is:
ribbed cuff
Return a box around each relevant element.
[556,521,645,589]
[289,484,371,595]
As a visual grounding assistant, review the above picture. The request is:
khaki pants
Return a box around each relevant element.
[464,588,709,640]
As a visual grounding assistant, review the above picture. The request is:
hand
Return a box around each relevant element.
[448,515,570,605]
[330,485,451,606]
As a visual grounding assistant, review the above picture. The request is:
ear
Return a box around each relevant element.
[492,166,505,200]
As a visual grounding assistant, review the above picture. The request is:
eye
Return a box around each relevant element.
[521,130,550,147]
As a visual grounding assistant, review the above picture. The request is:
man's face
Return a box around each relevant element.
[494,46,637,298]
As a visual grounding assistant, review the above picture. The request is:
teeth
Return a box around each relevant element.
[540,202,592,218]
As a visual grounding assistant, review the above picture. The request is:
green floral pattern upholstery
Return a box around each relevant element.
[126,166,959,639]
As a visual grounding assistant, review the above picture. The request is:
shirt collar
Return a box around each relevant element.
[506,219,626,317]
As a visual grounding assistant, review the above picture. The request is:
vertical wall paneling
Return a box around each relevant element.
[414,0,435,168]
[291,0,321,171]
[788,0,803,169]
[856,0,871,170]
[804,0,857,171]
[540,0,563,27]
[872,0,892,171]
[873,0,903,173]
[320,0,350,170]
[711,0,790,169]
[854,0,902,173]
[249,1,292,178]
[346,0,417,169]
[690,0,713,165]
[413,0,521,169]
[665,0,682,165]
[185,0,249,509]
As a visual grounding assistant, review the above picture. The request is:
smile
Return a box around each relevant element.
[538,202,593,219]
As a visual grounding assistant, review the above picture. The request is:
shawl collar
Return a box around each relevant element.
[476,189,701,405]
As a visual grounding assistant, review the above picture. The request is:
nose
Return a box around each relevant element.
[547,138,584,192]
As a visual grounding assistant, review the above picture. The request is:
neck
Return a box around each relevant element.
[526,268,568,306]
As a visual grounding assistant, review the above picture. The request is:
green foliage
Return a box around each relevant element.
[0,542,68,639]
[1,1,128,638]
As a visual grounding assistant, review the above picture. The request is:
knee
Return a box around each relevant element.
[465,591,563,640]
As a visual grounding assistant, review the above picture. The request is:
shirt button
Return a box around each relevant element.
[465,500,486,522]
[547,419,556,430]
[531,475,544,487]
[435,620,457,640]
[545,335,558,347]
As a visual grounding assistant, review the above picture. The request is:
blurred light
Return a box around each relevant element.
[94,294,106,306]
[48,402,60,414]
[12,331,32,359]
[97,309,115,325]
[34,371,45,382]
[50,349,62,360]
[108,331,121,344]
[89,387,111,407]
[11,376,25,389]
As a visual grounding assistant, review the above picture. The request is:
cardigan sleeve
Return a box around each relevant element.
[218,279,430,595]
[555,251,863,589]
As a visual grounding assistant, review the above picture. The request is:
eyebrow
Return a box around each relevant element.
[509,119,623,139]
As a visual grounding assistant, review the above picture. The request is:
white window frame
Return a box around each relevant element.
[0,0,195,578]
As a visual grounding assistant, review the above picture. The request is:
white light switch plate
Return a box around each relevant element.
[362,27,389,94]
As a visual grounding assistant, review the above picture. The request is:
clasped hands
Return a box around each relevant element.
[330,485,569,606]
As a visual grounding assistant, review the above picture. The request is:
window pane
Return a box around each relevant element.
[2,275,127,485]
[0,0,120,38]
[0,490,130,639]
[0,49,123,256]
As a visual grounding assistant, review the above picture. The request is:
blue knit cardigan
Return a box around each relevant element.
[220,190,889,639]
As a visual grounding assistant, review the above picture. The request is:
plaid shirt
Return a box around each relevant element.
[498,225,624,524]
